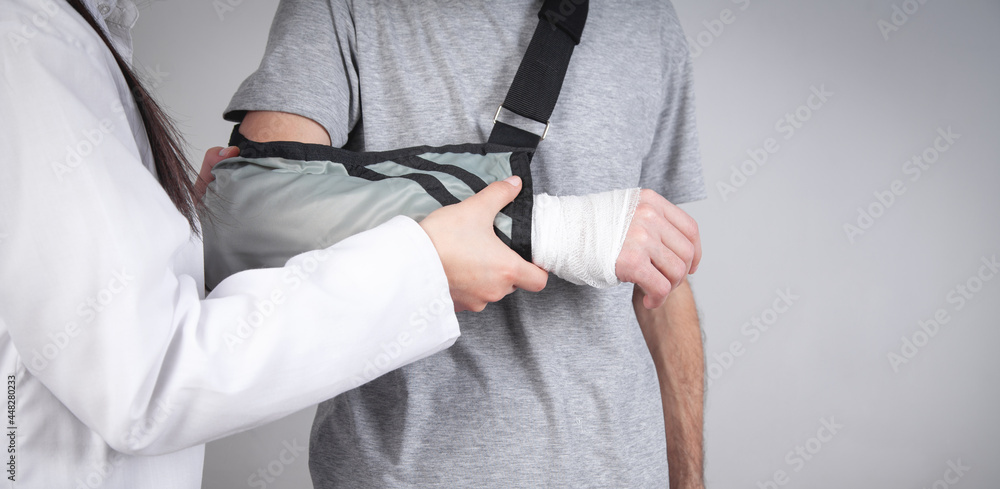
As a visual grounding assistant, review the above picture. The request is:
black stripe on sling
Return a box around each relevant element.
[343,165,461,208]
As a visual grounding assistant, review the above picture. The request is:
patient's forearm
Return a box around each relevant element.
[234,111,644,290]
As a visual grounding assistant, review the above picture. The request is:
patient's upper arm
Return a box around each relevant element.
[238,111,332,145]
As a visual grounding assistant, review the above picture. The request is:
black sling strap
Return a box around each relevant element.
[488,0,589,149]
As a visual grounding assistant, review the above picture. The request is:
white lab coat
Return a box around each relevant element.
[0,0,461,487]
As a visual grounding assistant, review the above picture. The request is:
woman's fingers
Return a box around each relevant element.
[420,175,547,312]
[512,256,549,293]
[195,146,238,202]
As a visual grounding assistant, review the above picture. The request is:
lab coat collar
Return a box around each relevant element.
[82,0,139,63]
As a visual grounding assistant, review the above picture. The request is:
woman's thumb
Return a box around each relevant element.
[467,176,522,213]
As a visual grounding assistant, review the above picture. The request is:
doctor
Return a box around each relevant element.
[0,0,548,487]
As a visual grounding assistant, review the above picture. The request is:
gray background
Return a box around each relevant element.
[130,1,999,488]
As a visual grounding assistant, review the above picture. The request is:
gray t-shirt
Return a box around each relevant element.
[226,1,706,487]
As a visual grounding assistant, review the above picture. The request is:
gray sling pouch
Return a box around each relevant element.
[201,133,534,289]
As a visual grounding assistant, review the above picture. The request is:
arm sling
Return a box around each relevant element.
[201,0,589,289]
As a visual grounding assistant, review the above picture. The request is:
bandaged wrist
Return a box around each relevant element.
[531,188,642,288]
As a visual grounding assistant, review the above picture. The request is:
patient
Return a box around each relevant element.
[205,1,707,487]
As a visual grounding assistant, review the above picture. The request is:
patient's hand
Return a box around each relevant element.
[195,146,238,203]
[420,176,549,312]
[615,189,701,309]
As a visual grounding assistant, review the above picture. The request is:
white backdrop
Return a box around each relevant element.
[130,1,1000,488]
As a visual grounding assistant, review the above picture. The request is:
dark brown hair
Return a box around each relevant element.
[66,0,200,234]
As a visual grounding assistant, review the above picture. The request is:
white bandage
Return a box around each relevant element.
[531,188,642,288]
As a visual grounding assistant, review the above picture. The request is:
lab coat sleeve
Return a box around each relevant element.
[0,11,459,455]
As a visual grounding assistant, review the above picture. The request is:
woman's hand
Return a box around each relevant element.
[195,146,239,203]
[419,176,548,312]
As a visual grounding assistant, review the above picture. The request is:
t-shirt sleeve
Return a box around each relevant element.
[224,0,359,147]
[638,5,707,205]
